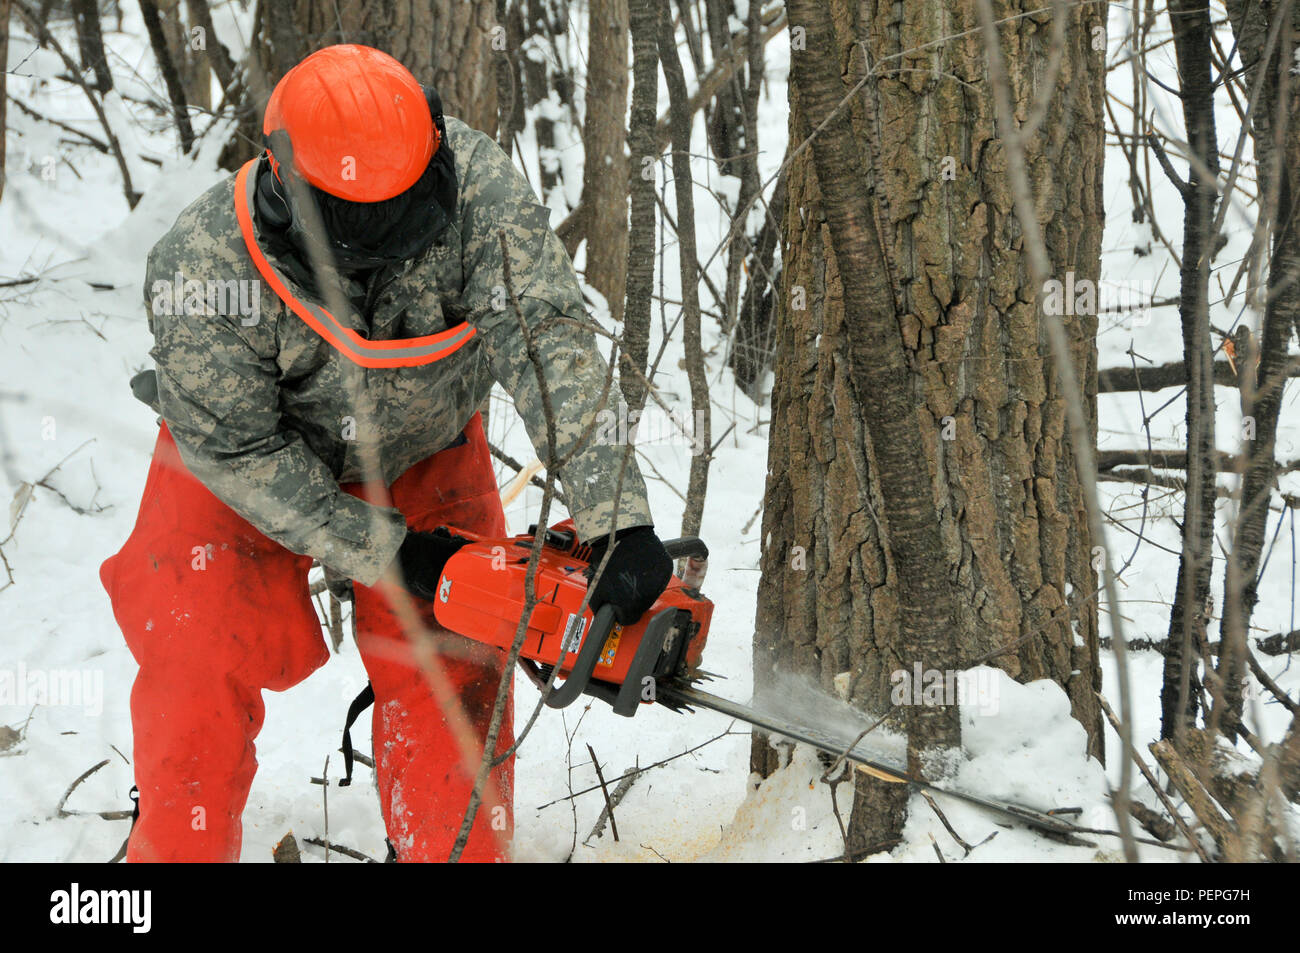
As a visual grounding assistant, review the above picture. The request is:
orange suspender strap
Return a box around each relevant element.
[232,159,477,369]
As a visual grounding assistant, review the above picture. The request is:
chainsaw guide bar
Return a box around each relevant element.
[656,682,1095,843]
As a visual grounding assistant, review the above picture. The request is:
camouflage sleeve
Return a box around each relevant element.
[456,130,654,542]
[144,250,407,586]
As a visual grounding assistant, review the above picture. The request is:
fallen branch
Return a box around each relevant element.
[1098,693,1212,862]
[1098,357,1300,393]
[536,725,742,810]
[583,743,620,843]
[56,759,133,821]
[303,836,378,863]
[1100,628,1300,658]
[1096,447,1300,473]
[920,790,973,856]
[1148,738,1235,857]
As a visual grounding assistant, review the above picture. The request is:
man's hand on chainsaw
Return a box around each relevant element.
[394,526,471,602]
[583,525,673,625]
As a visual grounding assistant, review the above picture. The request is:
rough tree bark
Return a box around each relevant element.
[756,0,1106,853]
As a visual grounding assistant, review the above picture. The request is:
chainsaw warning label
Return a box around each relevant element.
[562,613,587,655]
[598,626,622,668]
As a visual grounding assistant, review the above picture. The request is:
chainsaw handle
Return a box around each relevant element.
[543,604,618,710]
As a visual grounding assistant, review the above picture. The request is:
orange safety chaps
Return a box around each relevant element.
[99,414,513,862]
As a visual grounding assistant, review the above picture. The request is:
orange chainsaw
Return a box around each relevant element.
[349,520,1092,838]
[431,518,713,716]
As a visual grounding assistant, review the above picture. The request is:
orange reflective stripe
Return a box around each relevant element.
[232,160,477,369]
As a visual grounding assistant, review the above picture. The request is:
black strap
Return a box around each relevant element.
[108,786,140,863]
[340,683,375,787]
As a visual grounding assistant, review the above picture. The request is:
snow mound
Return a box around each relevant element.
[704,668,1177,863]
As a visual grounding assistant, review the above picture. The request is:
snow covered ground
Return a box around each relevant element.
[1,4,1297,863]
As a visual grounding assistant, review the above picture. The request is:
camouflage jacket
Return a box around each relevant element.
[143,117,651,586]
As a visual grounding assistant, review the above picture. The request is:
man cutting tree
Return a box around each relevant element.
[99,44,672,863]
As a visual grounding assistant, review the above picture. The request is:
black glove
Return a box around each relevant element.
[395,526,470,602]
[583,525,673,625]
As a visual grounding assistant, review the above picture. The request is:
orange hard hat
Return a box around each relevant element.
[262,44,438,203]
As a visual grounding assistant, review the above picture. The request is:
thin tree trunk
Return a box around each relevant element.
[186,0,237,99]
[159,0,209,112]
[0,0,10,205]
[494,0,525,155]
[722,0,765,335]
[621,0,660,414]
[139,0,196,153]
[73,0,113,92]
[702,0,740,175]
[731,168,785,397]
[1160,0,1219,745]
[1219,2,1300,739]
[659,2,710,537]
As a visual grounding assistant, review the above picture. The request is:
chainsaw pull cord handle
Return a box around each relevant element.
[660,536,709,591]
[659,537,708,561]
[543,604,618,710]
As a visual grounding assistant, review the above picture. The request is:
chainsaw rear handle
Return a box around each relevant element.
[543,603,618,710]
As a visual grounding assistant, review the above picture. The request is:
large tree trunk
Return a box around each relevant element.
[755,0,1106,853]
[285,0,499,133]
[224,0,500,169]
